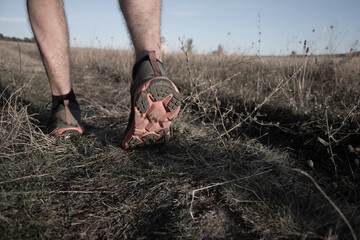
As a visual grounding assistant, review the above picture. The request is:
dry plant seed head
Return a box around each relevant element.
[355,159,360,166]
[257,13,261,56]
[307,159,314,168]
[303,40,307,54]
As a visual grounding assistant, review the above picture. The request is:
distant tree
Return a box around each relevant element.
[0,33,36,43]
[185,38,194,53]
[211,45,225,56]
[216,45,224,55]
[23,37,35,43]
[217,45,224,55]
[160,36,167,56]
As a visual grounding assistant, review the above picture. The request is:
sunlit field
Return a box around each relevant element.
[1,40,359,239]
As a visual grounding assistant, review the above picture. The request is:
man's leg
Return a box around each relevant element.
[119,0,181,149]
[27,0,83,135]
[27,0,71,95]
[119,0,162,61]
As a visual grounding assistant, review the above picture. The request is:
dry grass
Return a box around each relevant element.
[0,40,359,239]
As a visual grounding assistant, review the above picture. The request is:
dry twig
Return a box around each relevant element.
[293,168,357,240]
[219,64,305,138]
[189,170,272,219]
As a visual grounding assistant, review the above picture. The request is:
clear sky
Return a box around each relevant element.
[0,0,359,55]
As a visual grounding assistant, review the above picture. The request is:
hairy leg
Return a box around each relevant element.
[27,0,71,95]
[119,0,162,61]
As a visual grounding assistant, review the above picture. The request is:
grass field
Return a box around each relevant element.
[0,40,359,239]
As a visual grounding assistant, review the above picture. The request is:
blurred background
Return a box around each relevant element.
[1,0,359,55]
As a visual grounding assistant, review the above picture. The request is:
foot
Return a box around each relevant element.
[48,89,84,136]
[122,51,181,149]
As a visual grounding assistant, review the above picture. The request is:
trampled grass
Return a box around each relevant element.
[0,40,359,239]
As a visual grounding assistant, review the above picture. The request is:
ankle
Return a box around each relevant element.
[132,51,166,80]
[136,50,162,62]
[50,83,72,96]
[52,89,78,111]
